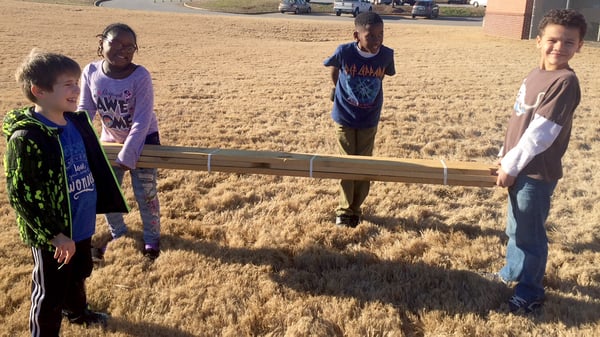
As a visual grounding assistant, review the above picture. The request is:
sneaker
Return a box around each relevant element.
[63,308,109,328]
[335,214,360,228]
[508,295,544,314]
[143,244,160,261]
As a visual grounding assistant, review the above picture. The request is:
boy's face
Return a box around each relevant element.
[536,24,583,71]
[354,23,384,54]
[35,74,80,114]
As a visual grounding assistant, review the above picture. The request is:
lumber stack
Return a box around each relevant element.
[102,143,498,187]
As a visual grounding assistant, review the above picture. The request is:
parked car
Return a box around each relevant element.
[447,0,468,4]
[395,0,415,5]
[411,0,439,19]
[279,0,312,14]
[372,0,393,4]
[469,0,487,7]
[334,0,372,17]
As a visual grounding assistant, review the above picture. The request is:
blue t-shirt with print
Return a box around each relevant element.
[324,42,395,129]
[35,113,97,242]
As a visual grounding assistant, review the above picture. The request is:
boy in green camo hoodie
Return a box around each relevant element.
[3,49,128,336]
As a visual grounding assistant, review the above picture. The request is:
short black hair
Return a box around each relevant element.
[355,12,383,28]
[15,49,81,103]
[538,9,587,41]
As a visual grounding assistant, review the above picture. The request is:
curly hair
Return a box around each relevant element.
[538,9,587,40]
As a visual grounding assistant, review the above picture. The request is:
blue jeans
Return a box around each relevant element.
[106,166,161,246]
[499,175,556,302]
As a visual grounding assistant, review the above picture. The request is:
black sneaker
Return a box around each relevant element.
[63,308,108,328]
[508,295,544,314]
[335,214,360,228]
[143,247,160,261]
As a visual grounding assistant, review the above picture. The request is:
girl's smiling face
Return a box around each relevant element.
[101,30,138,71]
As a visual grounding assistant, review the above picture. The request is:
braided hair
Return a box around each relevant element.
[96,23,138,57]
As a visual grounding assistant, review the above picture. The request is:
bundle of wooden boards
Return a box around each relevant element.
[102,143,498,187]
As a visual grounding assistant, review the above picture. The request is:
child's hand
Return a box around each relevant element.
[330,88,335,102]
[496,167,516,188]
[51,233,76,266]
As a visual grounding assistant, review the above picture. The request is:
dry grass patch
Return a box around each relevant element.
[1,1,599,336]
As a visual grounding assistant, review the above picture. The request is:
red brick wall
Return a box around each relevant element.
[483,0,534,39]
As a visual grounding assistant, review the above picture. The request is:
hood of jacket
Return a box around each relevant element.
[3,107,59,141]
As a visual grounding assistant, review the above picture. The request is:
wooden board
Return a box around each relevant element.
[102,143,498,187]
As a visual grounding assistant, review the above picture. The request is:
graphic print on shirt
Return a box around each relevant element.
[95,88,134,130]
[513,79,545,117]
[342,63,386,108]
[63,131,95,200]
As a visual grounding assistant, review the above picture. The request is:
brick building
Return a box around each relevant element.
[483,0,600,41]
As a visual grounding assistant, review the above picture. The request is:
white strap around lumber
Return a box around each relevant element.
[102,143,498,187]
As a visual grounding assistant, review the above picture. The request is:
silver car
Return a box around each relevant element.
[279,0,312,14]
[412,0,439,19]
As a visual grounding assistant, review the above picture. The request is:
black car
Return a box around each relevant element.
[447,0,468,4]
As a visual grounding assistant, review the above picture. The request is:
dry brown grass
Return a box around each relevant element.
[1,1,599,336]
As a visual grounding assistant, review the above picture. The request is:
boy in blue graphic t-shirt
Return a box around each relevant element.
[324,12,395,228]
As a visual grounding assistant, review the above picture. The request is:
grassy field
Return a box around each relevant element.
[1,1,599,337]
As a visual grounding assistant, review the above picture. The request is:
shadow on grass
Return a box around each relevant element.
[164,232,600,328]
[105,316,198,337]
[571,240,600,254]
[364,213,506,240]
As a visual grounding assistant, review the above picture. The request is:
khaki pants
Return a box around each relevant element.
[335,124,377,217]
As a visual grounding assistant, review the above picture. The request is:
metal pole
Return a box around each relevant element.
[529,0,536,39]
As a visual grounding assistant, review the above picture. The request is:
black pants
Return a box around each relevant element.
[30,238,93,337]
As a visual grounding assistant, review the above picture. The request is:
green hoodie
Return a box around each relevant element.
[3,107,129,251]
